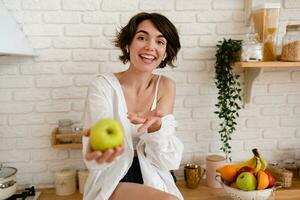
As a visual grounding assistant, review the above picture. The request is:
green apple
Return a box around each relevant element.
[90,118,124,151]
[236,172,257,191]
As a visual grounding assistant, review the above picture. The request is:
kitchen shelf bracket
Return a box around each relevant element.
[243,67,262,108]
[235,61,300,107]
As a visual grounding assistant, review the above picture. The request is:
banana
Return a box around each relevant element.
[253,156,262,174]
[252,148,268,171]
[231,156,256,171]
[259,157,267,171]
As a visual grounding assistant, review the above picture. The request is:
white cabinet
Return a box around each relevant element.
[0,1,36,56]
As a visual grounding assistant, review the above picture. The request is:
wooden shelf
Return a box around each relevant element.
[235,61,300,68]
[51,128,82,149]
[234,61,300,106]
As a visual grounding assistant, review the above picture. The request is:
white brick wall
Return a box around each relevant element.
[0,0,300,188]
[22,0,61,10]
[284,0,300,8]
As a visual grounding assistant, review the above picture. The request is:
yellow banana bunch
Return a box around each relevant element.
[231,156,257,171]
[228,148,267,172]
[217,148,267,174]
[252,148,268,171]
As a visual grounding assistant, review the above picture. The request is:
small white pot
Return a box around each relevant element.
[0,165,17,200]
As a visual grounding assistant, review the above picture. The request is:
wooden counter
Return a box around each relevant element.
[37,189,82,200]
[177,179,300,200]
[37,179,300,200]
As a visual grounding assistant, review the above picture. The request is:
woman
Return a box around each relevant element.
[82,12,184,200]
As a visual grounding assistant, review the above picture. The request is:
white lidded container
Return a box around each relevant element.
[206,155,226,188]
[55,169,76,196]
[252,3,281,61]
[78,169,89,194]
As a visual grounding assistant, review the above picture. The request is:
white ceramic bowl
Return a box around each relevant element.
[216,175,281,200]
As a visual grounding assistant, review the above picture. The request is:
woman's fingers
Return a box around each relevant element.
[85,146,124,163]
[85,150,102,161]
[127,115,146,124]
[85,142,97,160]
[127,112,146,124]
[82,128,90,137]
[128,110,164,132]
[127,111,137,117]
[106,146,124,163]
[96,149,114,163]
[137,116,161,133]
[155,109,164,117]
[117,146,125,156]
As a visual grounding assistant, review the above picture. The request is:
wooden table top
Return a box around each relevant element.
[177,179,300,200]
[37,179,300,200]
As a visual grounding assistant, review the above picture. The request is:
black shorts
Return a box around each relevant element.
[120,157,177,184]
[120,157,144,184]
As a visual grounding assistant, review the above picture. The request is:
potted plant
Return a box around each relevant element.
[214,39,242,161]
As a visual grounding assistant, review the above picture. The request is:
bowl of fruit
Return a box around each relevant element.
[216,149,282,200]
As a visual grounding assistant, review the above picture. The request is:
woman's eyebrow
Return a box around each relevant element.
[136,30,165,38]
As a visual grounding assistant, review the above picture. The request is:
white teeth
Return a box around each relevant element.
[140,54,155,60]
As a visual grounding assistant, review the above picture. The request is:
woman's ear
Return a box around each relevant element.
[162,53,167,61]
[125,45,129,53]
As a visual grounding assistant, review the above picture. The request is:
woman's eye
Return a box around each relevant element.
[137,36,145,41]
[157,40,166,46]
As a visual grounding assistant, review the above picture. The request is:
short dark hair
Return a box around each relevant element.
[114,12,181,68]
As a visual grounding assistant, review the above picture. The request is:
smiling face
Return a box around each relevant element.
[128,20,167,72]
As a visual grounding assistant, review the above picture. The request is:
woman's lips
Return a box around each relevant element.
[139,53,156,60]
[139,53,157,64]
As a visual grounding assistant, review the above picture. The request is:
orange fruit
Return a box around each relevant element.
[217,165,238,183]
[257,170,269,190]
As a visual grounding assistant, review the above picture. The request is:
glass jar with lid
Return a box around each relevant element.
[281,24,300,61]
[281,159,299,178]
[252,3,281,61]
[241,33,263,62]
[58,119,73,143]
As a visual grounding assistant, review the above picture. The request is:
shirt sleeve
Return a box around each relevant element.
[82,76,115,171]
[138,114,184,170]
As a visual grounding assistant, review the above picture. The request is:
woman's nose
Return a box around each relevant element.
[145,40,155,50]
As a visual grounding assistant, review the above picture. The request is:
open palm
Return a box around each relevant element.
[127,109,163,133]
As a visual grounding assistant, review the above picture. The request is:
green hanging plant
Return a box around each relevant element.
[214,38,242,161]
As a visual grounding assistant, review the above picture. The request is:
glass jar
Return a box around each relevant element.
[281,159,299,178]
[281,24,300,61]
[72,124,83,143]
[241,33,263,62]
[58,119,73,143]
[268,161,279,167]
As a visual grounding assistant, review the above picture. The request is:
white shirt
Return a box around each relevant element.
[82,73,184,200]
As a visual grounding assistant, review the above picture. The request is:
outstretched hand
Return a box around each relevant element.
[127,109,163,133]
[82,129,124,164]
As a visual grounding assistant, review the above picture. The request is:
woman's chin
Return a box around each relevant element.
[134,61,159,71]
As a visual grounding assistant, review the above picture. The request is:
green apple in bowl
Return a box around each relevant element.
[236,172,257,191]
[90,118,124,151]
